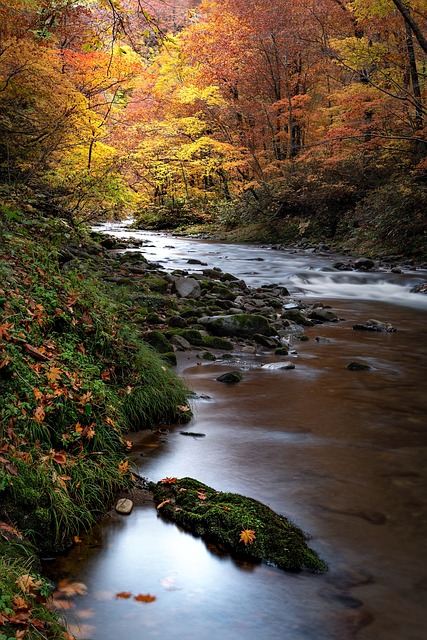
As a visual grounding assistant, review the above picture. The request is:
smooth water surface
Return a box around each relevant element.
[46,224,427,639]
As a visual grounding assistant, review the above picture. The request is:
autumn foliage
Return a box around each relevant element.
[0,0,425,253]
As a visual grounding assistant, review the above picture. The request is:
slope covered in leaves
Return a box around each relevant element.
[0,208,189,555]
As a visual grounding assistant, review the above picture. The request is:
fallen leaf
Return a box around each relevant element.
[118,460,129,475]
[12,596,29,611]
[52,452,67,465]
[57,579,87,597]
[73,535,82,544]
[160,477,177,485]
[177,405,191,412]
[115,592,132,599]
[79,391,92,406]
[46,366,62,383]
[239,529,256,545]
[197,493,207,500]
[156,499,171,510]
[33,388,43,401]
[23,343,50,361]
[34,406,45,423]
[16,574,42,594]
[134,594,156,603]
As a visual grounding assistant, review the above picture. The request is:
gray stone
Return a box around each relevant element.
[172,277,201,299]
[308,309,338,322]
[170,335,192,350]
[115,498,133,514]
[261,362,295,370]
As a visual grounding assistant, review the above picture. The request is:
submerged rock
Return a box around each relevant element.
[150,477,328,573]
[216,371,243,384]
[346,362,372,371]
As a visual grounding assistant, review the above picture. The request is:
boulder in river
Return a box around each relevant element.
[353,319,396,332]
[262,361,295,370]
[171,276,201,299]
[115,498,133,515]
[199,314,274,338]
[150,477,328,573]
[216,371,243,384]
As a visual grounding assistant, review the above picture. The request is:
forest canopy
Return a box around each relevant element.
[1,0,427,254]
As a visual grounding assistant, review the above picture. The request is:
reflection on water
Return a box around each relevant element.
[45,226,427,639]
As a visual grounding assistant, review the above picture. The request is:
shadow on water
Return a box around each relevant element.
[45,225,427,639]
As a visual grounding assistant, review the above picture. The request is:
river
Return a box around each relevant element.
[45,222,427,640]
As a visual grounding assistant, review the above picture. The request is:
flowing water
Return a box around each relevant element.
[45,223,427,640]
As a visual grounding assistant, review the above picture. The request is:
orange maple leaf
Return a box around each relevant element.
[46,366,62,383]
[12,596,29,611]
[134,594,156,603]
[79,391,92,405]
[34,406,45,423]
[160,477,177,485]
[16,574,42,594]
[239,529,256,545]
[115,592,132,599]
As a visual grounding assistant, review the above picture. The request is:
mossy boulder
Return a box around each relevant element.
[275,346,289,356]
[198,314,274,338]
[151,477,328,573]
[216,370,243,383]
[144,330,174,354]
[202,335,234,350]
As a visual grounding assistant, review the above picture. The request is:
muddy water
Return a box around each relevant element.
[45,225,427,639]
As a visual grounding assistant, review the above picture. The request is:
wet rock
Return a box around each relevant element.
[353,319,396,332]
[201,351,216,361]
[179,431,206,437]
[261,362,295,370]
[187,258,207,265]
[281,309,314,326]
[170,335,192,350]
[354,258,375,271]
[115,498,133,515]
[315,336,331,343]
[172,276,201,299]
[410,282,427,293]
[198,314,274,338]
[253,334,279,348]
[308,308,338,323]
[347,362,372,371]
[150,476,328,573]
[332,261,354,271]
[216,371,244,384]
[274,346,289,356]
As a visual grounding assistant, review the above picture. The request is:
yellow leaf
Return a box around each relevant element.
[33,388,43,401]
[118,460,129,475]
[156,499,171,510]
[239,529,256,545]
[16,574,42,593]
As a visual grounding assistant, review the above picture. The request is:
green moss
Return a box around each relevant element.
[216,371,243,383]
[202,335,234,350]
[151,478,328,573]
[161,351,178,366]
[143,329,174,353]
[275,346,289,355]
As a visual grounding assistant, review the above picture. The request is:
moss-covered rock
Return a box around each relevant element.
[151,477,328,573]
[199,314,274,338]
[275,346,289,355]
[202,335,234,350]
[143,330,174,354]
[216,371,243,383]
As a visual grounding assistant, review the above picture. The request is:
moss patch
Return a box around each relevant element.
[151,477,328,573]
